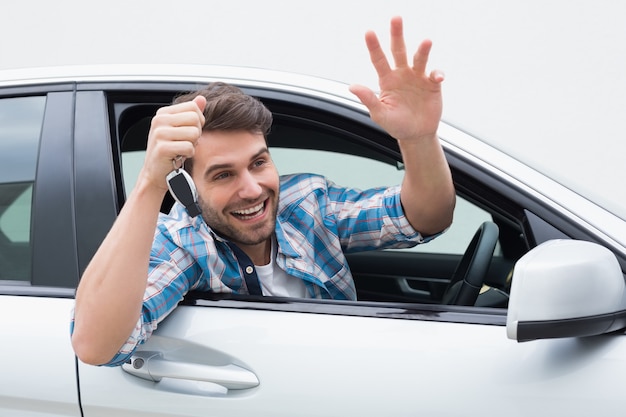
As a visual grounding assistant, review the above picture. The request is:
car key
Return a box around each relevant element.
[166,164,202,217]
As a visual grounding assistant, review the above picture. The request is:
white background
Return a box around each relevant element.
[2,0,625,217]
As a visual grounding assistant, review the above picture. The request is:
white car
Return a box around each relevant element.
[1,65,625,416]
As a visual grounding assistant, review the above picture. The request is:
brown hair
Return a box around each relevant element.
[173,82,273,173]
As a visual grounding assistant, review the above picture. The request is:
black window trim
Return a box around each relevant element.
[182,292,508,326]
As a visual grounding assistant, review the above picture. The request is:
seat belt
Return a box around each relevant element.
[226,241,263,296]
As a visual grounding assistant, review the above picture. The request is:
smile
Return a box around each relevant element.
[231,201,266,220]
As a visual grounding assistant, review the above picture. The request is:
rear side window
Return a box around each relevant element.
[0,96,45,282]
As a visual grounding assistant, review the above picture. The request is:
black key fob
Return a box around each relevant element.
[166,169,202,217]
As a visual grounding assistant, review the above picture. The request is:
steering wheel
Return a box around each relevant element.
[442,221,499,306]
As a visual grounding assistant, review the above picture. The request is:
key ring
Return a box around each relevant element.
[172,155,184,171]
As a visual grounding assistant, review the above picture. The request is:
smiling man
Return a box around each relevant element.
[176,89,280,265]
[71,16,455,366]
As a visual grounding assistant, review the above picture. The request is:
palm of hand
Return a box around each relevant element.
[349,17,444,143]
[374,66,443,142]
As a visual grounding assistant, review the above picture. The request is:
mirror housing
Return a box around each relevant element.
[507,239,626,342]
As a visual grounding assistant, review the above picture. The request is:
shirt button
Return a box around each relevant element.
[245,266,254,274]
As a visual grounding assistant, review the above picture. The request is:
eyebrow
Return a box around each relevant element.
[203,147,270,179]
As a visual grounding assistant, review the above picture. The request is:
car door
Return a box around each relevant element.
[76,301,626,417]
[0,88,81,416]
[73,78,626,416]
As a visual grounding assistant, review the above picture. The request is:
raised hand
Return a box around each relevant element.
[141,95,206,191]
[349,16,444,143]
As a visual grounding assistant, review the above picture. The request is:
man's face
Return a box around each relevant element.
[190,130,279,249]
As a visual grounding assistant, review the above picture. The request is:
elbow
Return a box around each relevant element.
[402,181,456,236]
[443,197,456,228]
[416,198,455,237]
[71,331,115,366]
[437,190,456,230]
[439,200,456,233]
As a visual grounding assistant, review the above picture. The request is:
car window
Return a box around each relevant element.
[116,97,517,308]
[122,146,494,256]
[0,96,46,282]
[122,150,144,197]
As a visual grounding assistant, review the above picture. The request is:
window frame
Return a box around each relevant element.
[78,80,626,321]
[107,83,528,322]
[0,86,78,294]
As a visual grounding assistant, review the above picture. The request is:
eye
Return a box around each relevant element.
[213,171,231,181]
[252,158,267,169]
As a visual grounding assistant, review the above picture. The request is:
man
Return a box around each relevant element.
[71,16,455,366]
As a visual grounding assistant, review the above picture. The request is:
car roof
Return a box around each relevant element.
[0,64,362,107]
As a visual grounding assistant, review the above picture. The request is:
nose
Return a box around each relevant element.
[237,170,263,200]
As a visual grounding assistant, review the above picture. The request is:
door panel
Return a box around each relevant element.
[348,251,512,304]
[0,296,80,416]
[348,251,457,303]
[78,304,626,416]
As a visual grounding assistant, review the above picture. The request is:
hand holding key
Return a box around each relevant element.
[141,96,206,193]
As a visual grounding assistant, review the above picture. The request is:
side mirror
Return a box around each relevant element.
[507,239,626,342]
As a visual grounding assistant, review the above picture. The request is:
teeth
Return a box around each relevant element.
[233,202,264,215]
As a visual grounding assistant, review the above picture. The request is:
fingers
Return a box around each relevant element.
[149,118,202,163]
[193,95,207,113]
[349,84,383,117]
[152,98,205,143]
[390,16,408,68]
[364,30,392,78]
[156,96,205,123]
[147,98,206,171]
[429,69,445,84]
[152,112,203,139]
[367,17,435,79]
[363,16,409,77]
[412,39,433,75]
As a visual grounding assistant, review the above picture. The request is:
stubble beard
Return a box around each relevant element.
[199,192,279,246]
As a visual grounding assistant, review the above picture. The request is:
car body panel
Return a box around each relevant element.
[0,296,80,416]
[77,303,626,416]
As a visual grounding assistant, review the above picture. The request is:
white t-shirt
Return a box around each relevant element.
[255,238,309,298]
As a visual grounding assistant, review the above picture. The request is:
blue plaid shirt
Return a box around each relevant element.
[105,173,433,366]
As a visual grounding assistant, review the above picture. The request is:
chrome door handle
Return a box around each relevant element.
[122,351,259,390]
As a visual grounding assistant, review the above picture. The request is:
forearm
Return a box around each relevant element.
[72,180,165,365]
[399,134,455,236]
